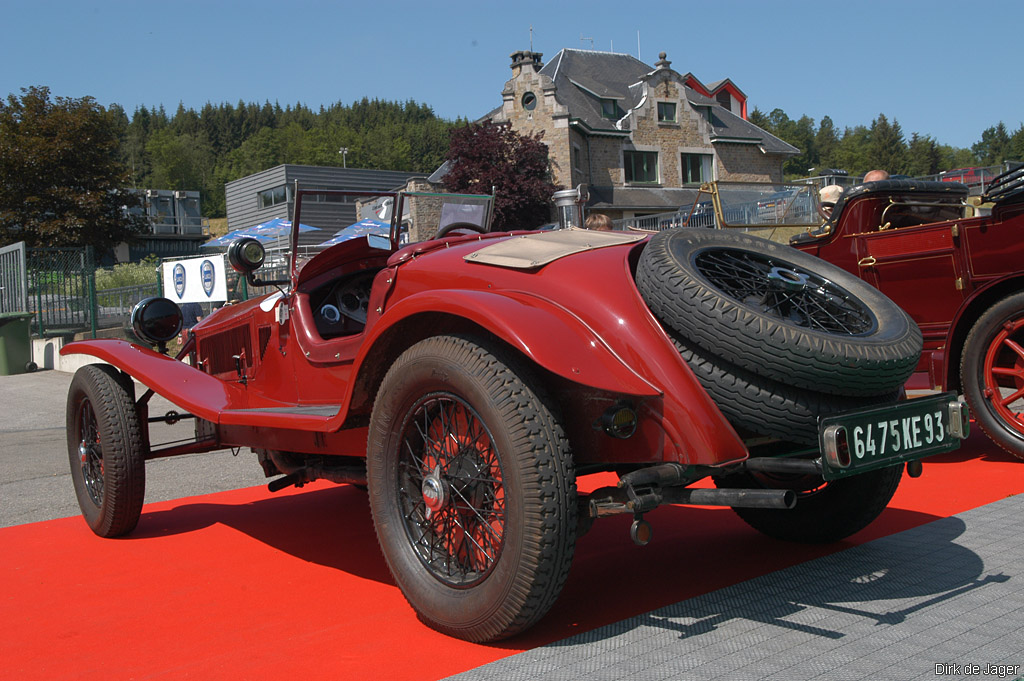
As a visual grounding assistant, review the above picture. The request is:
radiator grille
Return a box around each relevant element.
[258,325,272,360]
[198,326,253,376]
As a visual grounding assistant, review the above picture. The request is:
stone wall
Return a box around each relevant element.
[492,51,573,189]
[714,144,784,183]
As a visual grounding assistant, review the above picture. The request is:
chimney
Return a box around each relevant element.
[510,50,544,76]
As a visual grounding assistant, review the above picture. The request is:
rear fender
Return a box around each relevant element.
[60,339,247,421]
[342,288,747,466]
[354,289,661,399]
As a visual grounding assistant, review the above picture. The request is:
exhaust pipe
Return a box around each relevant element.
[587,484,795,519]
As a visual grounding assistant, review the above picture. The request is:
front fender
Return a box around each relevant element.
[60,340,248,421]
[358,289,661,398]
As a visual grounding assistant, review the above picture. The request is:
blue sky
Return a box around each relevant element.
[3,0,1022,150]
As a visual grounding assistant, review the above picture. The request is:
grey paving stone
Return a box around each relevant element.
[444,494,1024,681]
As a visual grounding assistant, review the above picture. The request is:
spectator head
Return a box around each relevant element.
[585,213,614,231]
[863,169,890,182]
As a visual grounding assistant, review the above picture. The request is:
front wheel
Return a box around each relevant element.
[716,464,903,543]
[66,364,146,537]
[961,293,1024,458]
[367,335,576,642]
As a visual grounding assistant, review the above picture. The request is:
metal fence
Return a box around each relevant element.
[27,247,95,337]
[0,241,28,314]
[95,283,160,328]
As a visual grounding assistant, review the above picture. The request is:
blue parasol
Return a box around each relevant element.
[316,218,390,248]
[201,230,276,248]
[244,217,318,237]
[201,218,319,248]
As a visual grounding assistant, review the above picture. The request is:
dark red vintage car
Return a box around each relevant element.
[791,167,1024,458]
[63,187,967,642]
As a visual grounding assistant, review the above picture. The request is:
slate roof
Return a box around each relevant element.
[537,49,796,155]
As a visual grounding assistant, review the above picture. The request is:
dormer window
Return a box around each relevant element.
[716,90,732,112]
[601,99,617,119]
[657,102,677,123]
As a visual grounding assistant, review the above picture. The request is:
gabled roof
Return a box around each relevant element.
[539,49,650,132]
[534,48,794,155]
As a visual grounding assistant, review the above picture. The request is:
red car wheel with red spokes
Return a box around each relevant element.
[400,394,507,587]
[962,293,1024,459]
[367,335,576,643]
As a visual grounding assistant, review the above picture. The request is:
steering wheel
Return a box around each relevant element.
[436,221,487,238]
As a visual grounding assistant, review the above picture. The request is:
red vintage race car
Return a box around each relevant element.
[62,187,968,642]
[791,166,1024,458]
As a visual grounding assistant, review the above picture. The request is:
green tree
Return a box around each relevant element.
[906,133,943,176]
[1008,124,1024,164]
[833,125,871,174]
[815,116,840,170]
[866,114,907,174]
[0,86,146,252]
[442,122,560,231]
[972,122,1010,165]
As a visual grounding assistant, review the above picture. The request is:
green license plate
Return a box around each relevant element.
[818,392,969,481]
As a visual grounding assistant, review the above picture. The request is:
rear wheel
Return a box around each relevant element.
[961,293,1024,458]
[66,365,146,537]
[367,335,576,642]
[716,464,903,543]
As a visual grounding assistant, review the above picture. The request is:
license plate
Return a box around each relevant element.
[818,392,969,481]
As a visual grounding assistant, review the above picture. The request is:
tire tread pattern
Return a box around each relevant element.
[66,364,145,537]
[636,229,922,397]
[368,335,576,643]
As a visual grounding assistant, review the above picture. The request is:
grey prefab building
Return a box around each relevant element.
[225,165,425,236]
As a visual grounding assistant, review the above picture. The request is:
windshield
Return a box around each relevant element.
[205,187,496,299]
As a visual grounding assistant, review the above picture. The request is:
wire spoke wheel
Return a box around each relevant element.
[694,247,876,336]
[398,394,506,587]
[368,335,576,642]
[77,399,105,506]
[635,229,921,397]
[66,364,146,537]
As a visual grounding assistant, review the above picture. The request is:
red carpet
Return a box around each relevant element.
[3,431,1021,681]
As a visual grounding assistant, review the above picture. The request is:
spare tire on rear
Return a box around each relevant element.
[636,229,922,397]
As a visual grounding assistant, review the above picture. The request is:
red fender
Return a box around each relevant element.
[355,288,661,397]
[61,340,245,421]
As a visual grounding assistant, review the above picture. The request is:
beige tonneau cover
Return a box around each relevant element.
[464,227,646,269]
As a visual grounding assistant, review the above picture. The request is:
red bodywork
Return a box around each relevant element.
[791,180,1024,394]
[64,229,749,469]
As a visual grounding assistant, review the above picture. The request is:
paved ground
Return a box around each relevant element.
[445,496,1024,681]
[4,368,1023,681]
[0,368,266,528]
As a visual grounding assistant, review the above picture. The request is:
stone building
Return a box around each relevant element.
[483,48,798,220]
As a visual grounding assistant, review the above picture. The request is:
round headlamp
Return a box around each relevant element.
[227,237,266,273]
[130,297,183,345]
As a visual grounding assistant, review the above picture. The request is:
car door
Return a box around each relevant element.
[853,222,966,342]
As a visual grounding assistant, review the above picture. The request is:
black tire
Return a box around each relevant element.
[367,335,576,642]
[716,464,903,543]
[636,229,922,396]
[960,292,1024,459]
[66,364,146,537]
[671,332,900,446]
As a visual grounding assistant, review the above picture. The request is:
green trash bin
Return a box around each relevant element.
[0,312,36,376]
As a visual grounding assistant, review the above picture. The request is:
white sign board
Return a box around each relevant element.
[162,255,228,304]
